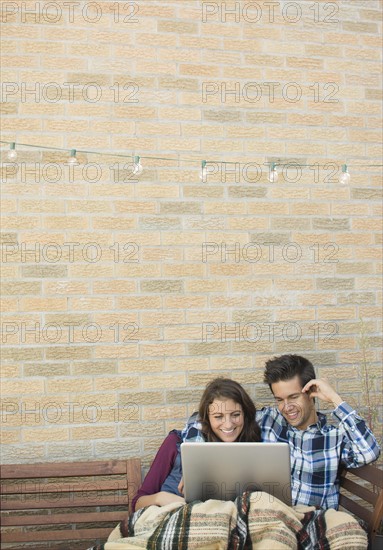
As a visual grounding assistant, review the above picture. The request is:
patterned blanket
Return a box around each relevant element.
[89,491,367,550]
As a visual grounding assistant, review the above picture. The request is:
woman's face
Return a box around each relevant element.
[208,398,244,442]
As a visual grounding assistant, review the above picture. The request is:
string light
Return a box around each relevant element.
[339,164,350,185]
[67,149,79,165]
[1,141,382,182]
[268,162,278,183]
[133,155,143,176]
[7,142,17,161]
[199,160,207,181]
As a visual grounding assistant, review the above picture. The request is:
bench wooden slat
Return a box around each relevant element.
[126,458,142,499]
[1,458,142,546]
[1,460,130,479]
[341,477,378,506]
[345,464,383,488]
[339,493,372,524]
[0,545,85,550]
[2,479,129,494]
[3,458,380,547]
[1,527,116,543]
[2,495,129,510]
[2,510,128,526]
[339,463,383,543]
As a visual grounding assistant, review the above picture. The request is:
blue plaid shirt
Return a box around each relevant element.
[181,402,380,509]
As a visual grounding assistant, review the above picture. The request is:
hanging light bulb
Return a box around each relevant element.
[67,149,79,165]
[199,160,207,181]
[339,164,350,185]
[7,142,17,161]
[133,155,143,175]
[268,162,278,183]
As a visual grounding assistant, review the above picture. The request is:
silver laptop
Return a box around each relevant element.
[181,442,291,506]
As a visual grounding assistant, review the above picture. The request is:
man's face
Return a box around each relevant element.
[271,375,317,430]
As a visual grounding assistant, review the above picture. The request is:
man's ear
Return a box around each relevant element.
[306,387,316,403]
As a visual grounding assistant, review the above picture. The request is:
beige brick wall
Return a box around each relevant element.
[1,0,382,468]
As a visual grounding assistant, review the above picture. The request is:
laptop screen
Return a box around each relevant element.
[181,442,291,506]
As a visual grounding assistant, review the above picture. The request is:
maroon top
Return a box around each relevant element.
[131,431,180,512]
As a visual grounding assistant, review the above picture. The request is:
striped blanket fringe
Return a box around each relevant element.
[89,491,367,550]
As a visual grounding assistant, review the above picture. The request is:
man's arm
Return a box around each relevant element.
[302,378,381,466]
[181,411,205,441]
[333,401,380,467]
[302,378,343,407]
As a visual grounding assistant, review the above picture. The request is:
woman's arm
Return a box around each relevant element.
[131,431,182,512]
[135,491,185,509]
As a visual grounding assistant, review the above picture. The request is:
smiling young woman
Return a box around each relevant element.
[132,378,261,511]
[198,378,261,443]
[208,398,244,442]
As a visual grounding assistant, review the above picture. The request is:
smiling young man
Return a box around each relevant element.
[273,376,316,429]
[182,354,380,510]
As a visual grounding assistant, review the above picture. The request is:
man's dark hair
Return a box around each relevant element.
[264,354,316,391]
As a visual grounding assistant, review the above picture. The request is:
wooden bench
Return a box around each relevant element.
[1,458,382,549]
[339,463,383,549]
[0,458,141,550]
